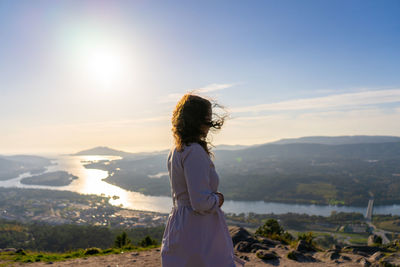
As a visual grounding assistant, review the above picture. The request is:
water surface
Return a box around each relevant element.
[1,155,400,216]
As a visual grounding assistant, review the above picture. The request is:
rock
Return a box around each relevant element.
[323,251,340,260]
[234,241,253,252]
[250,243,269,251]
[84,247,101,255]
[359,257,371,267]
[229,226,257,245]
[332,244,342,251]
[287,250,316,262]
[345,245,384,256]
[257,237,280,247]
[277,244,288,250]
[295,240,316,253]
[256,249,279,260]
[368,234,382,246]
[15,248,26,255]
[239,255,249,261]
[369,251,384,262]
[380,253,400,266]
[340,255,351,261]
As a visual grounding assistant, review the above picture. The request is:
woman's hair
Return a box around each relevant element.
[172,93,227,156]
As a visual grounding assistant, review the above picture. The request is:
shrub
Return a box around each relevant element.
[255,219,283,236]
[255,219,293,244]
[287,251,297,260]
[84,247,101,255]
[139,235,158,247]
[297,232,314,245]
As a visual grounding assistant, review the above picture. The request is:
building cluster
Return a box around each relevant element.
[0,197,168,229]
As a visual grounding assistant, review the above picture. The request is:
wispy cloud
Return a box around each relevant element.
[231,89,400,113]
[161,83,235,103]
[193,83,235,93]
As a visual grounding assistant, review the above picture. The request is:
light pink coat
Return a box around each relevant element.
[161,143,242,267]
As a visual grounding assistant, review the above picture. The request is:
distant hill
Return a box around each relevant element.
[73,146,131,157]
[0,155,51,181]
[270,135,400,145]
[214,144,251,151]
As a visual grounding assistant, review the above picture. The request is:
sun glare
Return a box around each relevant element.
[64,25,132,92]
[84,45,125,89]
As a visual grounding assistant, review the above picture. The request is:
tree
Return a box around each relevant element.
[139,235,157,247]
[114,231,131,248]
[255,219,284,237]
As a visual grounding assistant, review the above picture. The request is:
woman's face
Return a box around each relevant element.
[200,108,212,137]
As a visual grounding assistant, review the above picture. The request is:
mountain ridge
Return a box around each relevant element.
[73,135,400,156]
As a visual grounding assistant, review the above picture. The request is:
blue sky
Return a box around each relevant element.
[0,0,399,154]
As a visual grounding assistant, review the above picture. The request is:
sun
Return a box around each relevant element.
[63,24,134,92]
[81,44,127,90]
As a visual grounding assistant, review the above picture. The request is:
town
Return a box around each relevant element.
[0,187,168,229]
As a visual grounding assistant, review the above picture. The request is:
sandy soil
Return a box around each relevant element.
[2,247,369,267]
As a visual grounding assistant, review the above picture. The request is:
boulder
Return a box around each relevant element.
[380,253,400,266]
[369,251,384,262]
[287,250,316,262]
[323,251,340,260]
[229,226,256,245]
[257,237,280,247]
[367,234,382,246]
[295,240,316,253]
[359,257,371,267]
[250,243,269,251]
[15,248,26,255]
[277,244,288,250]
[238,255,249,261]
[340,255,351,261]
[332,244,342,251]
[256,250,279,261]
[344,245,384,256]
[234,241,253,252]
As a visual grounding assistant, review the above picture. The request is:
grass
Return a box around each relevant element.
[296,182,338,204]
[348,238,368,245]
[0,245,159,264]
[374,220,400,233]
[290,230,370,246]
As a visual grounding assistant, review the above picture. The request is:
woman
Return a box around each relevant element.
[161,93,244,267]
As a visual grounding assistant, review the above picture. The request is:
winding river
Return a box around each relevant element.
[1,155,400,216]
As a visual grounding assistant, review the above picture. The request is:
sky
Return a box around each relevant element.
[0,0,399,154]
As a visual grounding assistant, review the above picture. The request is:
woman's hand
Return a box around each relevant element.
[215,192,224,207]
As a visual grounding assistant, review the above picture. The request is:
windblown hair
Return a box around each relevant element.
[172,93,227,156]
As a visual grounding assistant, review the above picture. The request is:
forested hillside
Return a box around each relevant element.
[86,138,400,206]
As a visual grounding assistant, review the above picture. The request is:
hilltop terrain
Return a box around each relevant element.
[3,225,400,266]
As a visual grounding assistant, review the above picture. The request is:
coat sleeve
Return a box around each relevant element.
[182,144,219,214]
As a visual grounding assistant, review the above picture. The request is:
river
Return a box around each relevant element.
[1,155,400,216]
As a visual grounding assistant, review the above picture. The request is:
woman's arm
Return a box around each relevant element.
[182,144,219,214]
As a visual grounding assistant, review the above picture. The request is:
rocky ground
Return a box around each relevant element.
[2,226,400,266]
